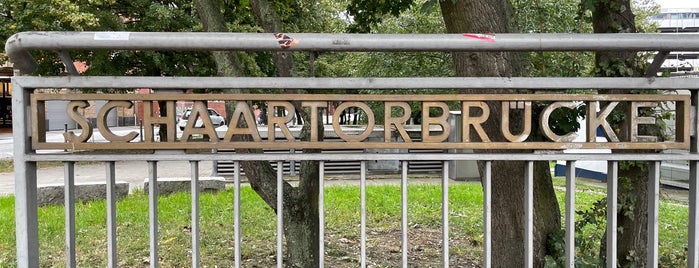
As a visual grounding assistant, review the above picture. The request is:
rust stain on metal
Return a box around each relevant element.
[274,33,298,49]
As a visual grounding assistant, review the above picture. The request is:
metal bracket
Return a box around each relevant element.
[58,51,80,76]
[645,51,670,77]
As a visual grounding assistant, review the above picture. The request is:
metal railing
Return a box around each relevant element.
[7,32,699,268]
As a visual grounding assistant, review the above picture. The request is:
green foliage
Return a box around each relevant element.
[632,0,660,33]
[545,177,691,267]
[594,58,636,77]
[0,183,485,266]
[512,0,595,77]
[535,102,587,137]
[544,196,627,267]
[1,0,218,78]
[579,0,658,34]
[0,0,98,73]
[346,0,415,32]
[343,1,452,118]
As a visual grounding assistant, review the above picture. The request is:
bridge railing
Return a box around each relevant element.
[7,32,699,268]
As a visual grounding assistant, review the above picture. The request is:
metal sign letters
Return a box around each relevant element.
[31,93,690,150]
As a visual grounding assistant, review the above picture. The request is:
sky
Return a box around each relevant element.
[654,0,699,9]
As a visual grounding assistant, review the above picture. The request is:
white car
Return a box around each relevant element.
[178,108,226,130]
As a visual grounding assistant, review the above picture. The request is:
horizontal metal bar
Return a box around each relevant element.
[7,32,699,74]
[10,32,699,52]
[31,141,691,151]
[23,152,699,162]
[13,76,699,90]
[32,92,691,102]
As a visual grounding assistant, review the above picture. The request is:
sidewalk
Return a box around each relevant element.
[0,160,214,195]
[0,126,216,195]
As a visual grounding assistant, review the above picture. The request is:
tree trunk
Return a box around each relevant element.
[193,0,244,121]
[157,100,168,141]
[194,0,320,266]
[440,1,561,267]
[591,0,649,266]
[248,0,321,266]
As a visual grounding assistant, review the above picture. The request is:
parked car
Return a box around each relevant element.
[178,108,226,130]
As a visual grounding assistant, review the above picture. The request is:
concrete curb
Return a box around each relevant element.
[37,181,130,206]
[143,177,226,195]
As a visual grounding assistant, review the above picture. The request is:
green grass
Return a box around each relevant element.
[551,177,690,266]
[0,159,12,173]
[0,182,691,267]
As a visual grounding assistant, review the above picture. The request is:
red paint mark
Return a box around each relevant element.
[274,33,298,49]
[462,33,496,43]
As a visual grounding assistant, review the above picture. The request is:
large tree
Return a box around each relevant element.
[193,0,327,266]
[586,0,658,266]
[347,0,565,266]
[439,1,561,267]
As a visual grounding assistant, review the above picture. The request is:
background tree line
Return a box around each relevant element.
[1,0,665,266]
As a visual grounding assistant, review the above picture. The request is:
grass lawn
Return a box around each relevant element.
[0,179,690,267]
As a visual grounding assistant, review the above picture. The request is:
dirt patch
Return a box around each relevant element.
[239,226,481,267]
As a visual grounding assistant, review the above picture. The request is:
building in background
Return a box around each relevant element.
[0,62,12,129]
[651,6,699,75]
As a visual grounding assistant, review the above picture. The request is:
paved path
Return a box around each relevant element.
[0,126,217,195]
[0,160,214,195]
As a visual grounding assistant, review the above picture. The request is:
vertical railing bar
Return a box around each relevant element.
[524,161,534,268]
[442,161,449,268]
[190,161,200,268]
[211,149,218,177]
[14,76,39,268]
[64,161,76,268]
[15,160,39,268]
[106,161,117,268]
[564,161,576,268]
[483,161,492,268]
[606,161,618,268]
[148,161,159,268]
[290,149,296,176]
[647,161,660,268]
[277,161,284,268]
[234,161,241,268]
[319,161,326,268]
[360,161,367,268]
[691,160,699,268]
[690,90,699,268]
[401,160,408,268]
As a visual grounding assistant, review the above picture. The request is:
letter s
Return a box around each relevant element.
[63,100,93,143]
